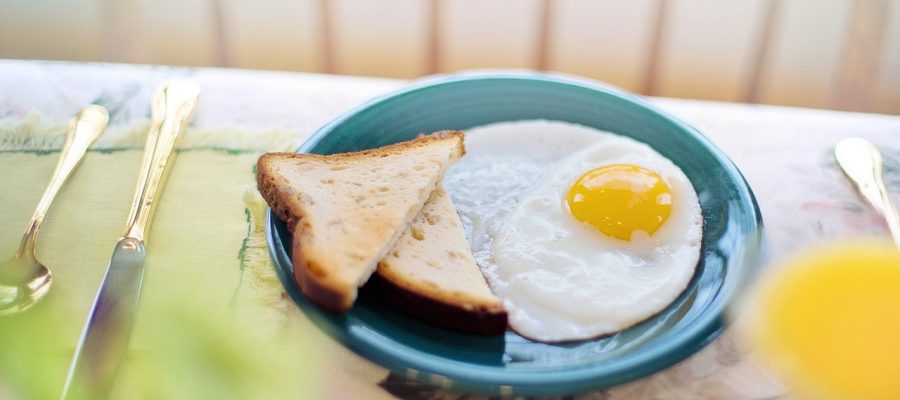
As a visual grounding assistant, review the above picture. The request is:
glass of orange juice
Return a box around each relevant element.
[745,240,900,400]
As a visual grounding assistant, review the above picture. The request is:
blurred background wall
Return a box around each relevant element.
[0,0,898,115]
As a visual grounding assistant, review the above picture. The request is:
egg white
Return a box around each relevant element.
[445,120,702,343]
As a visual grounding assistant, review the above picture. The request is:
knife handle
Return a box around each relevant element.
[122,79,200,242]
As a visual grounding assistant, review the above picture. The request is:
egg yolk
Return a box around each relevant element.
[567,164,672,241]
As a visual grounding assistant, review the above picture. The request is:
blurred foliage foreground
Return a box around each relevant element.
[0,291,319,400]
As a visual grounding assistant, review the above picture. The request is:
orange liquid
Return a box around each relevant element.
[750,241,900,400]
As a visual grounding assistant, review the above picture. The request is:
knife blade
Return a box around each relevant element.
[62,79,200,400]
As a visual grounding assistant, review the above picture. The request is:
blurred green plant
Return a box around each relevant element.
[0,295,319,400]
[0,304,66,400]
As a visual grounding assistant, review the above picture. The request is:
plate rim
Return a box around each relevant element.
[265,71,765,396]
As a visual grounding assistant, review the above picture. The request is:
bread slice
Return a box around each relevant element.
[257,132,465,312]
[373,185,507,333]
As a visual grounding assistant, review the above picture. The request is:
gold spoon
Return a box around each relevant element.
[835,137,900,247]
[0,105,109,316]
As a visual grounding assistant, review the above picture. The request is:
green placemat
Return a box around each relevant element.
[0,114,372,399]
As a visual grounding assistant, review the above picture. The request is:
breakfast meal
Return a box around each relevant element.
[257,120,702,342]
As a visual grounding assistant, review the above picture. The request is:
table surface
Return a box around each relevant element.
[1,59,899,400]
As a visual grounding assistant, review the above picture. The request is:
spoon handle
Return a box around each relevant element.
[121,79,200,242]
[17,105,109,258]
[835,137,900,247]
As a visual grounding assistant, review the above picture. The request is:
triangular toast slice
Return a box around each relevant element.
[373,185,508,333]
[256,132,465,312]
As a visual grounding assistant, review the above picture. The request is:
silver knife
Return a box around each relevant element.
[62,79,200,400]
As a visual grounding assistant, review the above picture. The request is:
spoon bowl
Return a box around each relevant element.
[835,137,900,247]
[0,257,51,316]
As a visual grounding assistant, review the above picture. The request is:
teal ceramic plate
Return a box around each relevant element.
[267,73,764,396]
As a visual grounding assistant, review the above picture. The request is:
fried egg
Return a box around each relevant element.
[445,120,702,342]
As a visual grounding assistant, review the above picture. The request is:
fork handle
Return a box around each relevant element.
[17,105,108,258]
[121,79,200,242]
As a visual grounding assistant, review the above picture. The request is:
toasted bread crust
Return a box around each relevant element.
[292,237,353,312]
[367,273,508,334]
[376,264,506,316]
[257,132,465,231]
[260,130,465,168]
[257,132,465,312]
